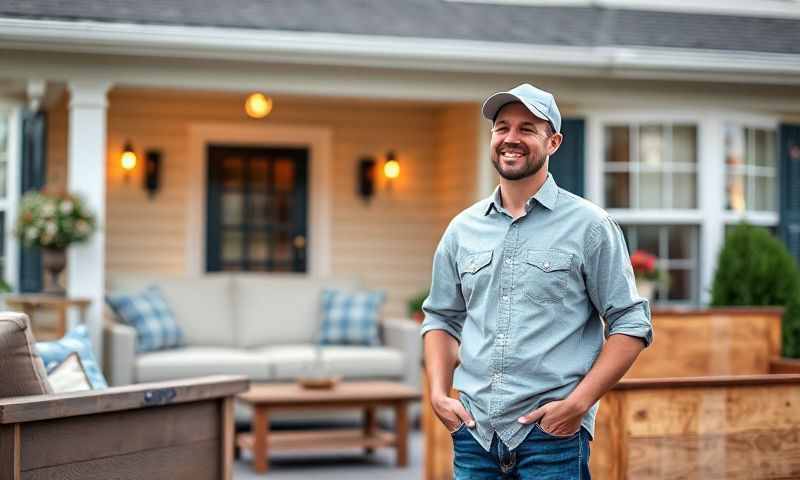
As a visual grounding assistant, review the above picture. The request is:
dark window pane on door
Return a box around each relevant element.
[206,145,308,273]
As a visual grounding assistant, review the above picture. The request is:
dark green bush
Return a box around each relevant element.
[710,223,800,358]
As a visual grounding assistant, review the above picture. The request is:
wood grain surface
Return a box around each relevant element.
[626,311,783,378]
[0,375,248,424]
[21,438,219,480]
[238,381,420,405]
[20,401,219,471]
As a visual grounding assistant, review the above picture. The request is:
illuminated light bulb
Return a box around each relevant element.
[384,159,400,179]
[121,142,137,172]
[245,93,273,119]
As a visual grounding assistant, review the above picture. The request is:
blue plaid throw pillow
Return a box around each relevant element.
[319,289,386,346]
[106,286,184,353]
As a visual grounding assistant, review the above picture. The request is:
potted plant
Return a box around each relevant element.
[630,250,666,302]
[15,190,96,295]
[408,290,429,323]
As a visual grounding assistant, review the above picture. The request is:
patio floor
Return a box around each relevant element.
[234,429,423,479]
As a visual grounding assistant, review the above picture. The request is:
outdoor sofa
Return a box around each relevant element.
[103,273,422,421]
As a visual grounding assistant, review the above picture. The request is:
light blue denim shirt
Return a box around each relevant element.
[420,173,653,452]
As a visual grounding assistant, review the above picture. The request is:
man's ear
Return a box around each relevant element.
[548,132,564,156]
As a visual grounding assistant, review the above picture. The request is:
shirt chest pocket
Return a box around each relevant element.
[523,250,573,304]
[458,250,493,303]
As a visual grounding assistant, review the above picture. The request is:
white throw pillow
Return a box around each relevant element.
[47,352,92,393]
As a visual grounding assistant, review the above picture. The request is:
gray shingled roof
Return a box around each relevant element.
[1,0,799,55]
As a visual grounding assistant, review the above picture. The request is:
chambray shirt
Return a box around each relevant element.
[420,173,653,452]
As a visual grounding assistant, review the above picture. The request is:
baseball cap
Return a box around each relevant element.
[481,83,561,133]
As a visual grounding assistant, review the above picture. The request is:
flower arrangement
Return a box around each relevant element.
[630,250,660,281]
[15,190,96,249]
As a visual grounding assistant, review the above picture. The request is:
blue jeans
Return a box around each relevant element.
[452,423,591,480]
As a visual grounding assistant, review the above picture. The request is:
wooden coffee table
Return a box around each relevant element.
[236,381,420,473]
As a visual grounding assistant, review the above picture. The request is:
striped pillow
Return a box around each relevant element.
[319,289,386,346]
[106,286,184,352]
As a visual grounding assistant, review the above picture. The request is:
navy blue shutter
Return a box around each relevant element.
[549,118,585,197]
[18,110,46,292]
[779,124,800,265]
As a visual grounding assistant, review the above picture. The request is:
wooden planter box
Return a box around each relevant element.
[424,308,799,480]
[592,375,800,479]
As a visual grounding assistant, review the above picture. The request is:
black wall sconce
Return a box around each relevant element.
[144,149,162,198]
[357,156,376,202]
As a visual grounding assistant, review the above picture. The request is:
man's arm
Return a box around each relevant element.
[420,231,474,432]
[424,330,474,431]
[518,334,643,434]
[519,216,653,435]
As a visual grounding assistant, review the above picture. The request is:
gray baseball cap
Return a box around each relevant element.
[481,83,561,133]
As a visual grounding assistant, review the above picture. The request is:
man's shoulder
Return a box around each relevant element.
[447,197,491,224]
[555,187,611,225]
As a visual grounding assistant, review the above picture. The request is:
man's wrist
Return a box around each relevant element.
[566,391,594,415]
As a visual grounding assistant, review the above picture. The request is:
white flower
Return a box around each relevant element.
[60,201,74,214]
[45,221,58,236]
[41,202,56,217]
[26,227,39,241]
[76,220,90,235]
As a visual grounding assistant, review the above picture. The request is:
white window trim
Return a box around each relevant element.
[185,123,332,277]
[585,108,781,305]
[0,102,21,291]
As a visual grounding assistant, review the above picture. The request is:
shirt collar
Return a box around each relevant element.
[484,173,559,216]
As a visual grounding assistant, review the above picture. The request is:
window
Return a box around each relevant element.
[604,124,698,209]
[206,145,309,273]
[622,224,699,303]
[724,125,778,213]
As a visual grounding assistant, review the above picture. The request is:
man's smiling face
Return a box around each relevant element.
[490,102,558,181]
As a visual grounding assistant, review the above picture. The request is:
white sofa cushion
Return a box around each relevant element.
[255,344,404,381]
[255,344,317,380]
[107,273,236,347]
[233,274,360,348]
[321,345,405,380]
[136,347,272,383]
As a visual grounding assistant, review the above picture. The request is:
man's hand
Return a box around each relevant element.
[432,393,475,433]
[517,398,585,436]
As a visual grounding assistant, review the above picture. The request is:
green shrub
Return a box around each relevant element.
[710,223,800,357]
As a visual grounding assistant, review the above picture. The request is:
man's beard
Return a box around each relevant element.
[491,148,547,181]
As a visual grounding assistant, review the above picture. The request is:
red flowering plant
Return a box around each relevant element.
[630,250,669,289]
[630,250,658,281]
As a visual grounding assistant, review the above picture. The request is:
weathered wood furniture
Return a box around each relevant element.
[0,375,249,480]
[4,294,91,340]
[237,381,420,473]
[423,307,800,480]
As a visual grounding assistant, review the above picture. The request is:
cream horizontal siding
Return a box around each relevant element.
[47,88,468,319]
[435,103,481,233]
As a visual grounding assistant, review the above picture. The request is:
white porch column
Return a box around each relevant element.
[699,116,726,304]
[67,80,110,359]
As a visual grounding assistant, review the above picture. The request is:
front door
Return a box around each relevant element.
[205,145,308,272]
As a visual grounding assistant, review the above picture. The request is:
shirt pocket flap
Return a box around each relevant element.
[461,250,493,274]
[525,250,572,272]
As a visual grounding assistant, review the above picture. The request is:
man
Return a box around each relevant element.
[420,83,653,479]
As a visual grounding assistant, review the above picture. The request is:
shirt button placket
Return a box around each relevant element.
[491,221,518,419]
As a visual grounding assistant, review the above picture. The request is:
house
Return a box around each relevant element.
[0,0,799,359]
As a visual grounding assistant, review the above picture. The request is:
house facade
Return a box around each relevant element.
[1,0,799,357]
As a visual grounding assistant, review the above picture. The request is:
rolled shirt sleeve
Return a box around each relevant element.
[420,229,467,343]
[583,216,654,347]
